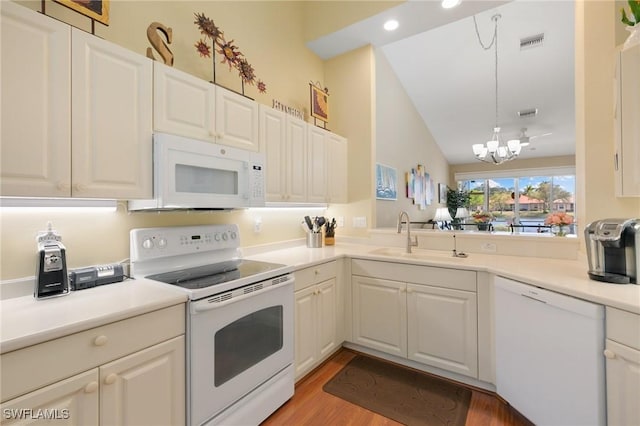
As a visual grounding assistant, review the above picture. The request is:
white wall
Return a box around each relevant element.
[374,49,449,228]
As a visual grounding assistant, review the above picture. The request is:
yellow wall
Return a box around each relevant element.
[575,0,640,237]
[2,1,640,280]
[324,45,376,237]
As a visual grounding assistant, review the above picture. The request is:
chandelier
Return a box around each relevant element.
[471,14,522,165]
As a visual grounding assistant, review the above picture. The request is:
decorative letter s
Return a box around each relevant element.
[146,22,174,66]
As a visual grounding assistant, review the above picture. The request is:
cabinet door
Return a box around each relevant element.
[100,336,185,426]
[616,45,640,196]
[307,126,328,203]
[294,285,317,379]
[407,284,478,378]
[0,369,99,426]
[286,116,307,202]
[71,28,152,199]
[259,106,287,202]
[327,133,348,204]
[352,276,407,357]
[215,87,259,151]
[317,278,338,359]
[0,2,71,197]
[605,339,640,426]
[153,62,216,141]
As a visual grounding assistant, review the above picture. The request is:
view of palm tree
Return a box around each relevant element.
[460,175,576,234]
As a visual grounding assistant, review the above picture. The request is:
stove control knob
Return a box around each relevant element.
[222,233,228,241]
[142,238,154,249]
[214,233,221,242]
[157,238,167,248]
[230,231,237,240]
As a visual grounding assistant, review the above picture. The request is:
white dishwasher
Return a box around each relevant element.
[494,276,605,426]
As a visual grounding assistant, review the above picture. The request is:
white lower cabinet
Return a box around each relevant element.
[0,370,99,425]
[407,284,477,377]
[351,259,478,378]
[294,261,340,380]
[0,305,185,426]
[351,275,407,357]
[605,307,640,426]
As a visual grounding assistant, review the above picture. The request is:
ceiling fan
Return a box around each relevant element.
[517,127,552,147]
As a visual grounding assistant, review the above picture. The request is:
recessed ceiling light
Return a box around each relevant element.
[383,20,399,31]
[442,0,461,9]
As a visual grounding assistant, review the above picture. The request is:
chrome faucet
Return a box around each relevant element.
[397,211,418,253]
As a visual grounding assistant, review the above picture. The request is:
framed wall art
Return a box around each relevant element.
[438,183,448,204]
[54,0,110,25]
[309,83,329,123]
[376,163,397,200]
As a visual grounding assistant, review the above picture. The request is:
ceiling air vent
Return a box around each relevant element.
[520,33,544,50]
[518,108,538,118]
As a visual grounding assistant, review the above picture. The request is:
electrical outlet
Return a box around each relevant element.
[337,216,344,227]
[352,217,367,228]
[254,217,262,233]
[481,242,497,252]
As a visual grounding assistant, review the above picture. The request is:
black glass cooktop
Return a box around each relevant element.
[145,259,286,290]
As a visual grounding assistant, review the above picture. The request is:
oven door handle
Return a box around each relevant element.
[191,276,294,314]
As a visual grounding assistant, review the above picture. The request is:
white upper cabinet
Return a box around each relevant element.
[153,62,216,142]
[0,1,71,197]
[307,126,329,203]
[260,107,308,203]
[326,132,348,204]
[215,86,260,151]
[614,44,640,197]
[0,3,152,199]
[286,116,308,202]
[71,28,153,199]
[259,106,287,201]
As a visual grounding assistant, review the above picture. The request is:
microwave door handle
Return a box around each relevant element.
[191,277,293,314]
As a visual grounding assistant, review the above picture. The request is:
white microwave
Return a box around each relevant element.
[128,133,265,210]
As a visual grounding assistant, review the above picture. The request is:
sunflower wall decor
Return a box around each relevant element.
[193,12,266,97]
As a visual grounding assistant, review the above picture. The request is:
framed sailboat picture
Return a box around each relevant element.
[376,163,397,200]
[54,0,110,25]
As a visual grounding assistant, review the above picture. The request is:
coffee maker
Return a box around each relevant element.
[35,222,70,299]
[585,218,640,284]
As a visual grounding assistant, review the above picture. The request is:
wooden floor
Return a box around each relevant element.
[263,349,532,426]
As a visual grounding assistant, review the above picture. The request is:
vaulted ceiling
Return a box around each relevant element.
[307,0,575,165]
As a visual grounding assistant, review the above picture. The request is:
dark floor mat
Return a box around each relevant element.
[323,355,471,426]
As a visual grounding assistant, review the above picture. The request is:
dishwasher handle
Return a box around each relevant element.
[521,293,547,304]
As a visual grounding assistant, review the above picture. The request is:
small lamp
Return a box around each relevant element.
[434,207,453,230]
[455,207,470,230]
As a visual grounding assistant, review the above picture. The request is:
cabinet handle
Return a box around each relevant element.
[104,373,118,385]
[93,335,108,346]
[56,182,69,191]
[84,381,99,393]
[73,183,87,192]
[614,153,619,171]
[406,288,413,294]
[603,349,616,359]
[314,269,320,275]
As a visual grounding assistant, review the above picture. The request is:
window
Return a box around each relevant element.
[456,168,576,235]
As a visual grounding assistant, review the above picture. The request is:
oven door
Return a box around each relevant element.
[188,276,294,426]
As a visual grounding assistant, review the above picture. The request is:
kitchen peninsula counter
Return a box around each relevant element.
[246,242,640,315]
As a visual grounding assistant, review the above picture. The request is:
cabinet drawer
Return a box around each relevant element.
[0,304,185,402]
[351,259,476,292]
[295,261,337,291]
[606,307,640,350]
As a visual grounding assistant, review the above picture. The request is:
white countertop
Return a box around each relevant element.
[0,279,187,354]
[2,241,638,355]
[246,242,640,315]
